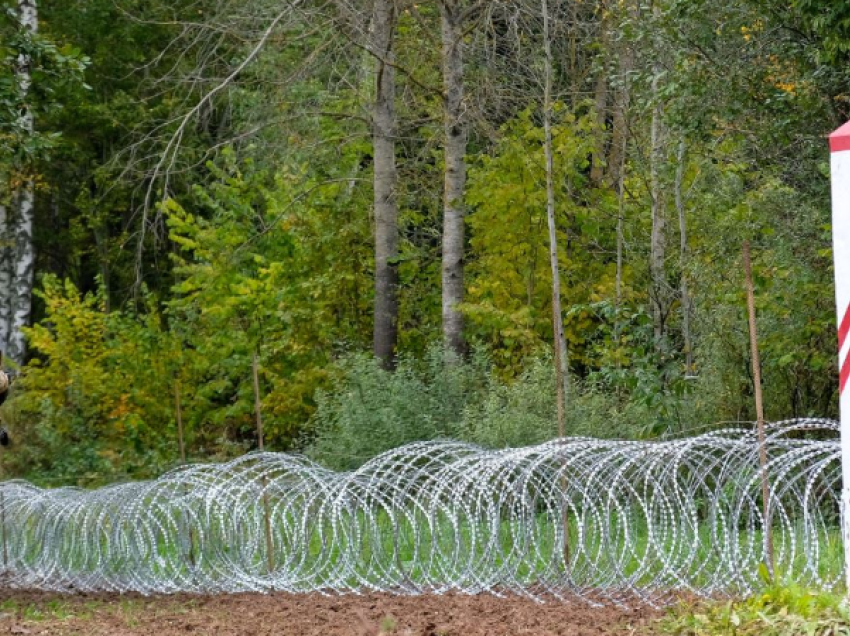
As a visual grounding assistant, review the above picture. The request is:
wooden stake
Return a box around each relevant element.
[541,0,570,573]
[252,351,275,575]
[743,240,774,576]
[174,375,196,568]
[175,378,186,464]
[252,351,265,452]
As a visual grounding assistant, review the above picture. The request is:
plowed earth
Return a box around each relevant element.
[0,590,663,635]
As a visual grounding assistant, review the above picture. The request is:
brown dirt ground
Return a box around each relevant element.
[0,589,664,636]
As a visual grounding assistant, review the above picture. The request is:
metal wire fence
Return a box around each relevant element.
[0,418,843,604]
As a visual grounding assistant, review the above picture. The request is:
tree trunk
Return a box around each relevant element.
[0,204,11,355]
[372,0,399,370]
[615,129,627,309]
[440,1,467,358]
[8,0,38,366]
[607,0,635,188]
[542,0,569,434]
[649,66,667,348]
[674,139,693,374]
[611,2,633,325]
[568,0,578,108]
[543,0,571,570]
[590,7,609,186]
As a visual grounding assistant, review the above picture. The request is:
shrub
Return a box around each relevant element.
[306,345,679,470]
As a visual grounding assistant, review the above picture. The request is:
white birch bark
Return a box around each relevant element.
[440,0,467,358]
[0,204,11,355]
[8,0,38,366]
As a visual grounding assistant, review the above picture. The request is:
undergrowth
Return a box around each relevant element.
[661,578,850,635]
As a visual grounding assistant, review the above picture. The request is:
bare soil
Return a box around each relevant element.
[0,589,663,635]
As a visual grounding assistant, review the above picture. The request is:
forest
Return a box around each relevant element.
[0,0,847,485]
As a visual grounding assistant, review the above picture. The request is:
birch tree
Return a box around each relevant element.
[7,0,38,365]
[0,204,10,356]
[439,0,467,358]
[439,0,494,359]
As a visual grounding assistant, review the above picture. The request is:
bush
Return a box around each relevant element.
[306,345,679,470]
[306,347,491,469]
[3,276,178,485]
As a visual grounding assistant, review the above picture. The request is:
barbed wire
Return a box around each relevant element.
[0,418,843,605]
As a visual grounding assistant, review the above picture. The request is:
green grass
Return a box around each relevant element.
[3,503,845,594]
[659,579,850,635]
[0,596,199,629]
[0,598,98,622]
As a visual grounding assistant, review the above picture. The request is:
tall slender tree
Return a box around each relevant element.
[440,0,468,358]
[371,0,399,369]
[541,0,569,434]
[674,139,693,374]
[607,0,635,189]
[0,203,10,355]
[648,2,667,348]
[8,0,38,366]
[590,3,610,186]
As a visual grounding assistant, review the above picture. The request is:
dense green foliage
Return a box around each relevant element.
[0,0,846,482]
[308,346,691,470]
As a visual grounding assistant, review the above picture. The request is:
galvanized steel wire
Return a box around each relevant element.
[0,418,843,604]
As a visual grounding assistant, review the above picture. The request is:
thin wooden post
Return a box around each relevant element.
[252,351,275,575]
[175,378,186,464]
[541,0,570,573]
[554,343,570,570]
[743,240,774,576]
[174,375,196,568]
[252,352,265,453]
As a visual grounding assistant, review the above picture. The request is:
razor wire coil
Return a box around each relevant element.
[0,418,844,605]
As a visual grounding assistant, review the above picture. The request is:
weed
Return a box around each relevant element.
[660,582,850,635]
[379,614,398,634]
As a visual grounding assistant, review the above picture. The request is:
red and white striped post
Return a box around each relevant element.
[831,120,850,591]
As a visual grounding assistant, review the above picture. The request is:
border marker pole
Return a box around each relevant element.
[830,120,850,593]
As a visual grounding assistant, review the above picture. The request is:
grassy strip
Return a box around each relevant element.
[659,579,850,635]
